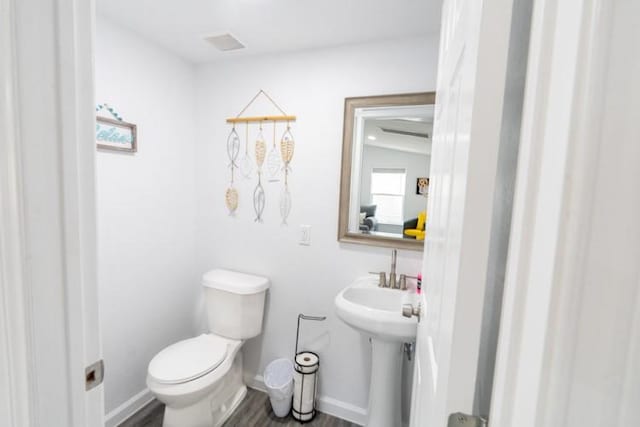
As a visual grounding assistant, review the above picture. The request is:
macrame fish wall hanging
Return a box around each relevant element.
[224,89,296,224]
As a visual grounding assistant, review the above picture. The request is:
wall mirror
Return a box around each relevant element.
[338,92,435,250]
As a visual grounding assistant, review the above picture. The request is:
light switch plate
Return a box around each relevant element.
[299,225,311,246]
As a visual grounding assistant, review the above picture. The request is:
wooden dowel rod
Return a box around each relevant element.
[226,115,296,124]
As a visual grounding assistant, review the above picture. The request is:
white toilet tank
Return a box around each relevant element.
[202,269,270,339]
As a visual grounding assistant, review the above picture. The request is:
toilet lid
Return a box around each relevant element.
[148,334,228,384]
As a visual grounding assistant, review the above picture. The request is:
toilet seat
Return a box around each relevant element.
[148,334,228,384]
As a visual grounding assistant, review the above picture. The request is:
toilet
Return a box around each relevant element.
[146,269,270,427]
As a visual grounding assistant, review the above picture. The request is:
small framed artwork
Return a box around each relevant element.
[416,177,429,195]
[96,116,137,153]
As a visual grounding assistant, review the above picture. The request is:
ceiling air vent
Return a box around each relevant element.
[204,33,245,51]
[380,127,430,139]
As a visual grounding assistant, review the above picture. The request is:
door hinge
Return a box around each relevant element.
[85,359,104,391]
[448,412,488,427]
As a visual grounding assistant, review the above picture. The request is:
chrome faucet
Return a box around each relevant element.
[370,248,409,290]
[389,249,398,289]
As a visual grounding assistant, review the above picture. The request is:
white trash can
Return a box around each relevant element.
[264,358,294,417]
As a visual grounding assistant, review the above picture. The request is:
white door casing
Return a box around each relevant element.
[490,0,640,426]
[0,0,103,426]
[410,0,517,425]
[0,0,31,425]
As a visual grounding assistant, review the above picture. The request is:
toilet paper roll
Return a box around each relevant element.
[295,352,319,373]
[293,371,316,405]
[292,352,319,421]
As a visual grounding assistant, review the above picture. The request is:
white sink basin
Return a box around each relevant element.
[335,276,417,341]
[334,276,418,427]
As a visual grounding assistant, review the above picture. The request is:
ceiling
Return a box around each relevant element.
[96,0,443,63]
[364,118,433,155]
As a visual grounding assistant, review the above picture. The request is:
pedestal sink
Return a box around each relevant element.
[335,276,417,427]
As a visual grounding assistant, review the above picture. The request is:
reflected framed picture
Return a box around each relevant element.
[96,116,137,153]
[416,177,429,195]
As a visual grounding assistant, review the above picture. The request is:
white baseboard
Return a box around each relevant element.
[317,395,367,426]
[246,374,366,426]
[105,376,367,426]
[245,373,269,393]
[104,388,154,427]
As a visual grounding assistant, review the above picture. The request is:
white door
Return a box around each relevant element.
[410,0,518,425]
[0,0,104,426]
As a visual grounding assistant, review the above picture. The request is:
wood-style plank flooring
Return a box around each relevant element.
[118,388,360,427]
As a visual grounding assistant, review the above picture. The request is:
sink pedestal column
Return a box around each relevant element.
[367,338,402,427]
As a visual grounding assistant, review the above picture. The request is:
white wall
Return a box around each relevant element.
[95,18,200,416]
[194,36,438,417]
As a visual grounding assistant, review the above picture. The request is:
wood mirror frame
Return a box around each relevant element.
[337,92,436,251]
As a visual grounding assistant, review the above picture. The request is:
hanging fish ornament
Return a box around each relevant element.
[280,126,295,171]
[266,121,281,181]
[253,182,265,222]
[239,123,253,179]
[279,186,292,225]
[252,126,267,222]
[225,126,240,215]
[255,129,266,168]
[278,123,295,225]
[225,187,238,215]
[226,127,240,168]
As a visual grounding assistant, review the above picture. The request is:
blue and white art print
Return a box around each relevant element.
[96,116,137,153]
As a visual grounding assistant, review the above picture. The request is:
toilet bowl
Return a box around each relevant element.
[147,269,270,427]
[147,334,245,427]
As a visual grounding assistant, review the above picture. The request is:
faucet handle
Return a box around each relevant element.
[368,271,387,288]
[399,274,407,290]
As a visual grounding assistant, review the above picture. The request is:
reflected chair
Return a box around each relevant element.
[403,211,426,240]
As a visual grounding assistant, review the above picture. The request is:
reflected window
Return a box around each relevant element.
[370,168,406,225]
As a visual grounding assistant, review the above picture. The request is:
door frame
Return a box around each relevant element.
[0,0,617,425]
[0,0,31,424]
[490,0,613,425]
[0,0,103,426]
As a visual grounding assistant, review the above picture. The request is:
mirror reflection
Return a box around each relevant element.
[354,105,433,239]
[339,93,435,250]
